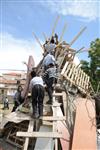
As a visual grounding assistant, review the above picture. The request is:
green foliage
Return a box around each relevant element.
[81,38,100,92]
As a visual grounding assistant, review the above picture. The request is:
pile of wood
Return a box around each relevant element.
[0,16,97,150]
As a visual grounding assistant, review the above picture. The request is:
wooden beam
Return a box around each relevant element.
[51,15,60,37]
[23,120,34,150]
[40,116,66,121]
[52,93,58,150]
[69,27,87,46]
[53,93,63,96]
[75,46,85,54]
[72,98,97,149]
[32,32,44,52]
[17,132,62,138]
[52,104,70,150]
[59,23,67,43]
[34,126,54,150]
[42,121,53,126]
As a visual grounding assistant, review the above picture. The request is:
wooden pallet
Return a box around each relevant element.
[61,62,90,94]
[6,121,29,149]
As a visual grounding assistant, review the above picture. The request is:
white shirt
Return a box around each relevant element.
[43,53,55,67]
[44,43,55,53]
[30,76,44,91]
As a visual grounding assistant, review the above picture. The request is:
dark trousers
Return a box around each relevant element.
[32,84,44,116]
[12,101,19,112]
[12,98,24,112]
[3,102,9,109]
[46,77,57,102]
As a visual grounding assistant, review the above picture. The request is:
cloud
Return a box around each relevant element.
[41,0,99,21]
[0,32,43,72]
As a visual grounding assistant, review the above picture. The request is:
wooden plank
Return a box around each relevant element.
[54,105,70,150]
[69,27,87,46]
[23,120,34,150]
[17,132,62,138]
[52,91,58,150]
[40,116,66,121]
[42,121,53,126]
[53,93,63,96]
[34,126,54,150]
[61,61,68,75]
[72,98,97,150]
[61,62,90,94]
[51,15,60,37]
[62,92,67,117]
[21,55,35,99]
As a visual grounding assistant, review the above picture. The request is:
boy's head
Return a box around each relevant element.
[18,85,23,92]
[31,70,36,78]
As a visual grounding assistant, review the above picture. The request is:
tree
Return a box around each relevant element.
[81,38,100,92]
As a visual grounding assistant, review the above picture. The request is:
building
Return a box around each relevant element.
[0,72,26,102]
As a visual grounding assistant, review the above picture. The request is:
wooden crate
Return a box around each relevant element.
[61,62,90,94]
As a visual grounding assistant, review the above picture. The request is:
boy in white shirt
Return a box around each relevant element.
[30,70,44,119]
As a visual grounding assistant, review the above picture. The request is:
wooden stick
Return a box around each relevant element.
[32,32,44,52]
[17,132,62,138]
[59,23,67,43]
[51,15,60,37]
[69,27,87,46]
[40,116,66,121]
[75,47,85,54]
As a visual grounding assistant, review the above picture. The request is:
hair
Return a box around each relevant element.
[31,70,36,78]
[17,85,23,92]
[50,50,55,56]
[48,63,55,67]
[50,37,55,44]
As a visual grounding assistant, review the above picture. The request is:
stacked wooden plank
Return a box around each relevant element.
[61,62,90,94]
[6,121,29,149]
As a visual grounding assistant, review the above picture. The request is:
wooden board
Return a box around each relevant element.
[34,126,54,150]
[56,106,70,150]
[61,62,90,93]
[23,120,34,150]
[40,116,66,121]
[72,98,97,150]
[52,99,70,150]
[17,131,62,138]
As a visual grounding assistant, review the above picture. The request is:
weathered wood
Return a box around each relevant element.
[61,62,90,93]
[53,93,63,96]
[17,132,62,138]
[59,23,67,43]
[69,27,87,46]
[42,121,53,126]
[51,15,60,37]
[21,55,35,99]
[52,103,70,150]
[40,116,66,121]
[72,98,97,150]
[23,120,34,150]
[52,93,58,150]
[32,32,44,52]
[34,126,54,150]
[62,92,67,117]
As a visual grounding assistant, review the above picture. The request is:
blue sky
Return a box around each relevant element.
[0,0,100,72]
